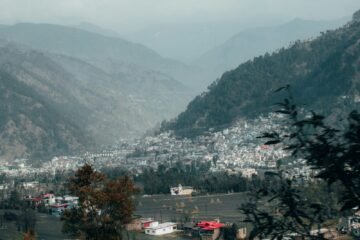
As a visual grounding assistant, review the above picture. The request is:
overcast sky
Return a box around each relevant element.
[0,0,359,33]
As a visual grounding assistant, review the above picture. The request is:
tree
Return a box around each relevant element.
[101,176,139,237]
[8,190,22,209]
[21,209,37,233]
[61,164,139,240]
[241,172,327,239]
[241,87,360,239]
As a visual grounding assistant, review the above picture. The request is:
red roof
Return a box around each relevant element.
[43,193,54,198]
[197,221,225,230]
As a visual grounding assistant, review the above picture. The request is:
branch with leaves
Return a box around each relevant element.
[241,86,359,239]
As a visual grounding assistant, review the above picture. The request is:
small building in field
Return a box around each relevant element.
[144,222,177,235]
[170,184,194,196]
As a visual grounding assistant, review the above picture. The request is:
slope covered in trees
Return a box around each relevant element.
[167,17,360,136]
[196,18,348,76]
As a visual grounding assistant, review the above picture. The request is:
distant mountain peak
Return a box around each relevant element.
[74,22,120,38]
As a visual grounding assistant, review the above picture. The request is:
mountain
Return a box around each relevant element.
[47,53,193,142]
[126,18,298,63]
[167,16,360,136]
[0,39,193,160]
[73,22,121,38]
[127,22,249,63]
[0,23,205,90]
[0,66,91,161]
[196,18,349,77]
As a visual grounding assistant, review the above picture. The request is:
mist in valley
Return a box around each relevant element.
[0,0,358,159]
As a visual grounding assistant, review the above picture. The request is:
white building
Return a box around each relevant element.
[22,181,39,189]
[144,222,177,235]
[170,184,194,196]
[42,193,56,206]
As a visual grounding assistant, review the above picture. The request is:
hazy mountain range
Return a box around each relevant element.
[0,23,207,90]
[195,17,349,77]
[0,15,355,160]
[0,27,194,160]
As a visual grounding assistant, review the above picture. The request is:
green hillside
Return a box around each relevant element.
[167,17,360,136]
[196,18,348,76]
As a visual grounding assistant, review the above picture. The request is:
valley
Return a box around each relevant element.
[0,4,359,239]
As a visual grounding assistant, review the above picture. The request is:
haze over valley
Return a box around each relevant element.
[0,3,358,161]
[1,2,360,239]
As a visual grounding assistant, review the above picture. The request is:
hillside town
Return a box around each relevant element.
[0,113,317,181]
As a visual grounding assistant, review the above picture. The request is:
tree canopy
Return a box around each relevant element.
[62,164,139,240]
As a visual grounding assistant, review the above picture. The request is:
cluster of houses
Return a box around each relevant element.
[24,193,79,216]
[125,217,177,236]
[78,113,289,176]
[0,112,316,183]
[170,184,195,196]
[126,217,248,240]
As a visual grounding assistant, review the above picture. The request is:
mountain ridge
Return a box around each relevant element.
[0,39,193,160]
[166,17,360,137]
[196,17,349,77]
[0,23,205,90]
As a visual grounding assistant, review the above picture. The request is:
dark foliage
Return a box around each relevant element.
[241,87,360,239]
[62,164,139,240]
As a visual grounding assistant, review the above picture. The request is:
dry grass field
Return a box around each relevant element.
[135,192,248,223]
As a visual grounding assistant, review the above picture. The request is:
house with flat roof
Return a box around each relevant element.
[144,222,177,236]
[170,184,194,196]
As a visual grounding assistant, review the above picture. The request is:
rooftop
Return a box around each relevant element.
[145,222,176,230]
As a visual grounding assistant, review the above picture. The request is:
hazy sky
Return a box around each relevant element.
[0,0,359,33]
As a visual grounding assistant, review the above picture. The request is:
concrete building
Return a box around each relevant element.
[144,222,177,235]
[170,184,194,196]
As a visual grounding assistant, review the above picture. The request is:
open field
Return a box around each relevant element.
[0,210,73,240]
[135,192,248,223]
[0,192,247,239]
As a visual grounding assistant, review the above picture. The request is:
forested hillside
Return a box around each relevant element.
[167,17,360,136]
[196,18,348,76]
